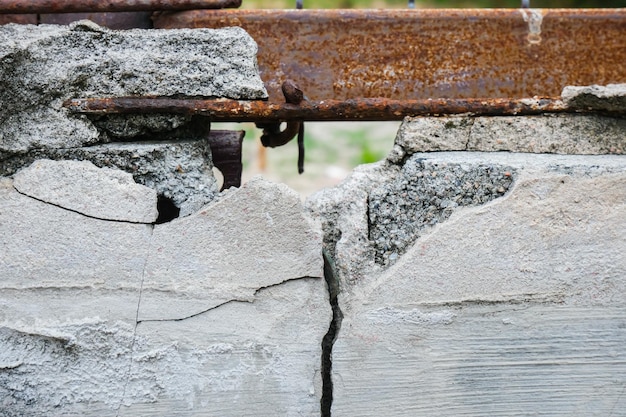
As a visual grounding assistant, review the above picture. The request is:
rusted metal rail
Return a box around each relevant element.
[0,0,240,14]
[64,97,579,122]
[154,9,626,105]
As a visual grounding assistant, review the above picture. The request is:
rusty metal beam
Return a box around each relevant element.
[0,12,35,23]
[0,0,241,14]
[40,12,154,29]
[154,9,626,104]
[64,97,582,122]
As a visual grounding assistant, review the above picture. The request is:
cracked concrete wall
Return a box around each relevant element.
[0,22,331,417]
[0,168,330,416]
[306,84,626,416]
[1,19,625,415]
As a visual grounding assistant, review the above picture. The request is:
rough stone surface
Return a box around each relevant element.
[562,83,626,113]
[1,139,218,217]
[0,172,329,416]
[307,155,516,278]
[13,159,158,223]
[307,151,626,416]
[394,114,626,155]
[0,21,266,157]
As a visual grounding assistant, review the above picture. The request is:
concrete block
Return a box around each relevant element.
[395,114,625,155]
[307,151,626,416]
[0,169,330,416]
[13,159,158,223]
[2,140,219,217]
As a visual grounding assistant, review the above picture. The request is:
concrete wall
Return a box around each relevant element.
[1,23,625,416]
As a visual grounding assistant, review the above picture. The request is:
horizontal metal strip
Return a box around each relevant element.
[0,0,241,14]
[154,9,626,103]
[63,97,587,122]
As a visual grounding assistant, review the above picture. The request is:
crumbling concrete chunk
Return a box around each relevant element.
[1,139,219,217]
[368,155,514,265]
[13,159,158,223]
[0,22,266,154]
[562,83,626,113]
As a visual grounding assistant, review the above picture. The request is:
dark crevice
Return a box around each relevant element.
[321,250,343,417]
[155,194,180,224]
[13,186,154,225]
[138,276,319,323]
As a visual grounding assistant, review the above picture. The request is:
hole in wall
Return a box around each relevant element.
[211,121,400,197]
[155,195,180,224]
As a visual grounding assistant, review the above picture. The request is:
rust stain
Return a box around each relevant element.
[154,9,626,103]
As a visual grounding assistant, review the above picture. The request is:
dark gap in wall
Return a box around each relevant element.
[321,250,343,417]
[155,195,180,224]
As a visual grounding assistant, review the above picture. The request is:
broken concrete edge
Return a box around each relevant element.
[387,83,626,156]
[13,159,159,223]
[305,152,626,300]
[1,139,220,220]
[0,21,266,157]
[562,83,626,113]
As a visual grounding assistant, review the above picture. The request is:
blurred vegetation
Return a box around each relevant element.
[243,0,626,8]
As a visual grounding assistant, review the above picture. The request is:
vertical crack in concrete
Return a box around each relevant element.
[321,250,343,417]
[116,224,154,417]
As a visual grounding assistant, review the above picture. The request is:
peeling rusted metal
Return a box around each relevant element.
[0,0,241,14]
[154,9,626,104]
[0,13,35,24]
[64,97,579,122]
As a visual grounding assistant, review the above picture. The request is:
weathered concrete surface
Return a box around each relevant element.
[394,113,626,154]
[1,139,219,217]
[0,21,266,157]
[0,166,329,416]
[562,83,626,113]
[307,152,626,416]
[139,176,324,321]
[13,159,158,223]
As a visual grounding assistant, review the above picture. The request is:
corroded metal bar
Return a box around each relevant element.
[64,97,572,122]
[0,12,35,23]
[207,130,244,190]
[154,9,626,103]
[0,0,241,14]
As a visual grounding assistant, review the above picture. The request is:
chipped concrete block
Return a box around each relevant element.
[1,139,219,217]
[307,154,516,279]
[562,83,626,113]
[13,159,158,223]
[139,176,324,321]
[395,114,626,155]
[307,152,626,416]
[0,21,266,156]
[0,169,330,416]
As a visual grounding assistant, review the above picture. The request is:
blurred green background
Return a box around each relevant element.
[243,0,626,8]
